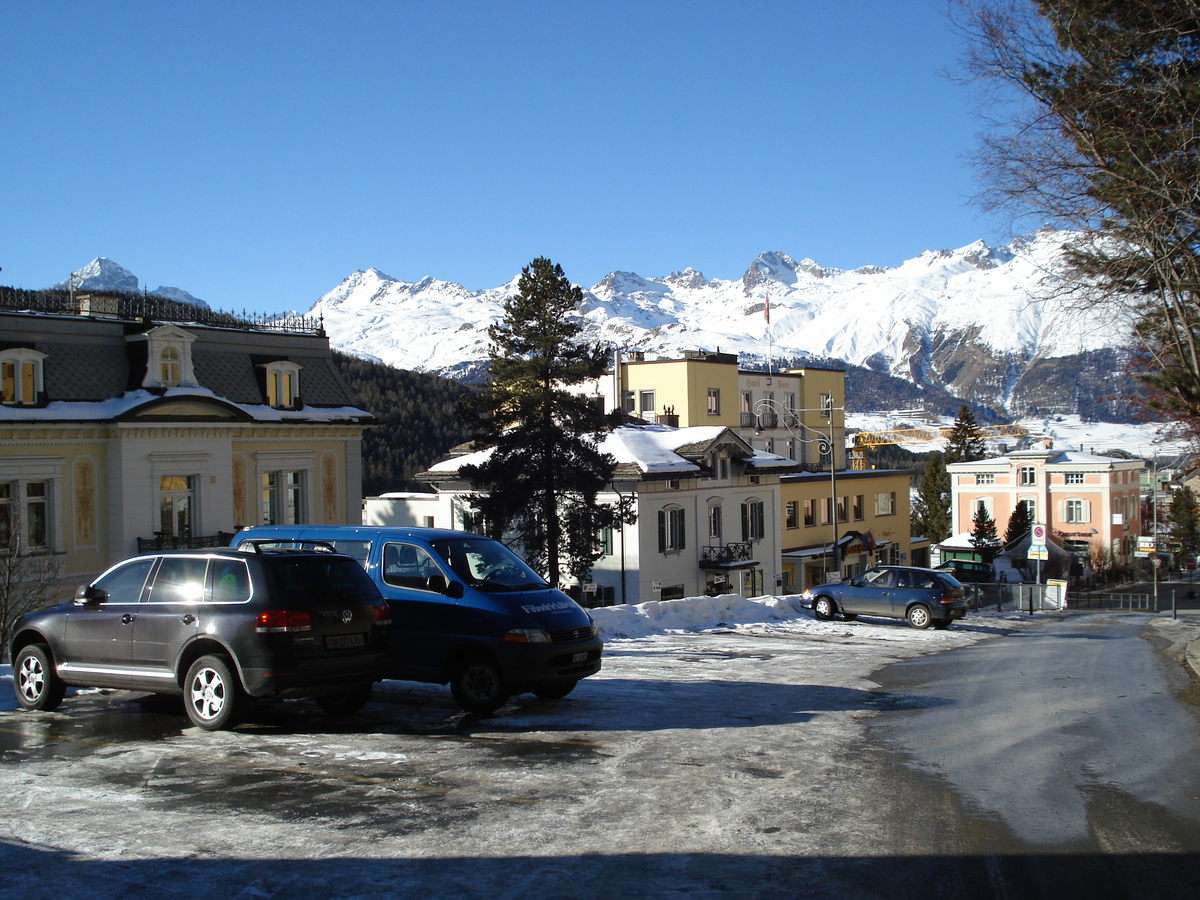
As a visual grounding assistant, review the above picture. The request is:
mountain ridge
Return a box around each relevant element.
[309,229,1137,418]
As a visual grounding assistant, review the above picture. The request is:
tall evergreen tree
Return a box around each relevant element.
[1004,499,1034,546]
[459,257,630,586]
[911,451,952,542]
[1169,485,1200,559]
[944,405,987,464]
[970,504,1002,564]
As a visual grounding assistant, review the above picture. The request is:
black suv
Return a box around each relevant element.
[9,548,391,730]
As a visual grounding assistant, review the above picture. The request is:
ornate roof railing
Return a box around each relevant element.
[0,286,324,336]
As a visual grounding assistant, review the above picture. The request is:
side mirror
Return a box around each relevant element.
[426,575,464,598]
[74,584,106,605]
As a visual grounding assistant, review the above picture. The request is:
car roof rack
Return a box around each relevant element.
[237,539,339,555]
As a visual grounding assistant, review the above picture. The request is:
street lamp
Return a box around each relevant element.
[754,396,844,581]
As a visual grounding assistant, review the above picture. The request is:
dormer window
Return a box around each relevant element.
[263,361,302,409]
[132,325,197,390]
[0,348,46,406]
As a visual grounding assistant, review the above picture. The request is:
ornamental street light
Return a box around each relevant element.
[754,396,844,581]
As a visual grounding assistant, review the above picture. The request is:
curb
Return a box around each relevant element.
[1186,639,1200,682]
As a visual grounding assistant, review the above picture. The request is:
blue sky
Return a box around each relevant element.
[2,1,1004,314]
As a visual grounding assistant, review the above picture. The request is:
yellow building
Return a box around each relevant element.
[580,351,915,592]
[0,295,374,601]
[779,469,916,591]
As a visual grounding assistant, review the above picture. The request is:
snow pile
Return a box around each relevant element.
[591,592,804,640]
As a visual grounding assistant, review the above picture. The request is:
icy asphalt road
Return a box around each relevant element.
[1,612,1199,899]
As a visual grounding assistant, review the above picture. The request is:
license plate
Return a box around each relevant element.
[325,633,365,650]
[572,651,588,663]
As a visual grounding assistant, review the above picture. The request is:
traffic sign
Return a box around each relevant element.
[1027,547,1048,561]
[1031,524,1046,547]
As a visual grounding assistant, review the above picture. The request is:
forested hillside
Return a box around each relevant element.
[332,352,473,496]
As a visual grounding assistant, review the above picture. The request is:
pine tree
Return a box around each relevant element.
[1004,499,1033,546]
[970,504,1001,564]
[911,451,952,542]
[944,405,987,464]
[459,257,631,586]
[1169,486,1200,559]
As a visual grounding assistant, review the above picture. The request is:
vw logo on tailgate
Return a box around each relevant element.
[341,609,353,624]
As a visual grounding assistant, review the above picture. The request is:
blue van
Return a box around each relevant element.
[231,525,603,713]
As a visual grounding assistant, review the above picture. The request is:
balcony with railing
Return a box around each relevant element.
[700,542,755,567]
[137,531,235,553]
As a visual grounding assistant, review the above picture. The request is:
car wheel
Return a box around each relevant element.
[184,654,244,731]
[533,680,578,700]
[315,683,373,715]
[451,656,509,714]
[812,596,836,621]
[14,644,66,712]
[842,613,858,622]
[906,604,933,630]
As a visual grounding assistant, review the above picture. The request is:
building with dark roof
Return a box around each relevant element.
[0,295,374,596]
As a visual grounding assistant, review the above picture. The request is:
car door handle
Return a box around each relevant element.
[181,614,196,625]
[121,613,135,624]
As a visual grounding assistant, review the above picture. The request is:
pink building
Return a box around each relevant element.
[948,449,1144,563]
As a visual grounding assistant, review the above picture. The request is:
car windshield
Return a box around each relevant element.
[429,538,547,592]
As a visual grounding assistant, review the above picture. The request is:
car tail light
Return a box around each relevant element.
[255,609,313,632]
[940,595,958,604]
[373,603,392,627]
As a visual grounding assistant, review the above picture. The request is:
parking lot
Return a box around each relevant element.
[2,608,1200,898]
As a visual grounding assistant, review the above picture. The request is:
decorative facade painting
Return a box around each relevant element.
[322,451,338,523]
[73,457,96,546]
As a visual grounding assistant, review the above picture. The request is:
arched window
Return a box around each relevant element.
[133,325,197,389]
[658,505,685,553]
[159,346,181,388]
[263,361,302,409]
[741,498,765,542]
[708,503,722,540]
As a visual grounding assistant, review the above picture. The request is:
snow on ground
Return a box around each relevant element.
[588,591,997,644]
[847,411,1190,458]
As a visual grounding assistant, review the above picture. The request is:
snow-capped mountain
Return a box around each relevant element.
[309,230,1135,416]
[52,258,209,309]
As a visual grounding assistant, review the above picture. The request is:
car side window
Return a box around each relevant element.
[862,569,894,588]
[148,557,208,604]
[894,570,915,588]
[323,540,371,567]
[208,559,251,603]
[382,542,445,592]
[92,558,156,603]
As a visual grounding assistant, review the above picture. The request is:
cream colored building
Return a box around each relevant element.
[0,297,373,599]
[370,424,796,604]
[948,448,1143,562]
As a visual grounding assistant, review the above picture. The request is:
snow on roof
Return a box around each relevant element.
[427,424,793,477]
[0,388,372,424]
[937,531,979,550]
[1046,450,1134,466]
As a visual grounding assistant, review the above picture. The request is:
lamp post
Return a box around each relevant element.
[754,396,844,581]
